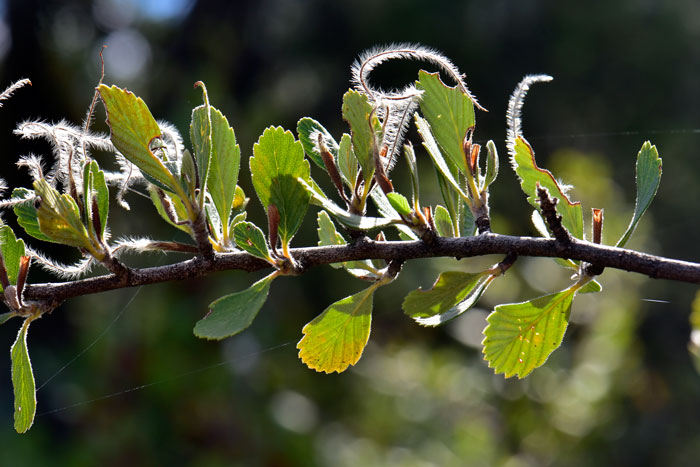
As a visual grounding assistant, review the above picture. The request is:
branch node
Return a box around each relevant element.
[536,185,571,248]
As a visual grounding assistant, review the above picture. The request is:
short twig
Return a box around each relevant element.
[536,185,571,247]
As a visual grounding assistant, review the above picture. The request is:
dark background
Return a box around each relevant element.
[0,0,700,465]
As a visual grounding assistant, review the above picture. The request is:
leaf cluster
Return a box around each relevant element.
[0,45,666,432]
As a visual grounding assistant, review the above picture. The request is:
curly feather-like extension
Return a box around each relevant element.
[0,78,31,107]
[351,43,485,111]
[506,74,553,157]
[26,247,97,280]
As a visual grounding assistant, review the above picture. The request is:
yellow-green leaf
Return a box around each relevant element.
[298,286,376,373]
[34,179,91,249]
[483,286,577,378]
[99,84,179,193]
[250,126,311,251]
[342,90,381,182]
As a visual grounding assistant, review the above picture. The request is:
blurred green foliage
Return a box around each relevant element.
[1,0,700,465]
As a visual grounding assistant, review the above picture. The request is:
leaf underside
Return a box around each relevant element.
[402,270,492,326]
[193,274,275,340]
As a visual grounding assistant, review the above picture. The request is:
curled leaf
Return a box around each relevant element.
[403,270,493,326]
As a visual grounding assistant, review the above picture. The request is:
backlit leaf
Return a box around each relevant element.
[298,285,376,373]
[13,188,52,243]
[98,85,179,193]
[416,70,475,174]
[250,126,311,250]
[206,107,241,236]
[616,141,662,247]
[299,177,395,230]
[403,270,492,326]
[0,225,26,290]
[415,115,468,200]
[337,133,358,188]
[342,90,381,181]
[386,192,411,217]
[83,160,109,237]
[433,205,455,237]
[297,117,339,171]
[11,318,36,433]
[34,179,91,249]
[194,273,275,340]
[483,286,578,378]
[511,137,583,239]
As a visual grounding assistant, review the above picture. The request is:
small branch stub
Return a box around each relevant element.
[536,184,571,248]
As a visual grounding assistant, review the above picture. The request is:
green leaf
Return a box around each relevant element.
[11,318,36,433]
[511,137,584,239]
[180,149,197,196]
[579,279,602,294]
[433,205,455,237]
[0,311,18,325]
[13,188,52,242]
[342,90,381,181]
[403,270,492,326]
[206,107,241,236]
[416,70,475,174]
[483,286,578,378]
[386,192,412,217]
[190,105,212,205]
[233,222,273,263]
[250,126,311,250]
[317,211,346,270]
[415,115,468,200]
[317,211,382,278]
[148,187,192,233]
[194,274,275,340]
[337,133,358,188]
[404,143,420,206]
[370,189,420,240]
[0,225,26,290]
[33,179,91,249]
[299,177,395,230]
[460,201,476,237]
[83,160,109,237]
[297,117,339,171]
[98,85,179,194]
[298,285,377,373]
[616,141,662,248]
[483,140,499,189]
